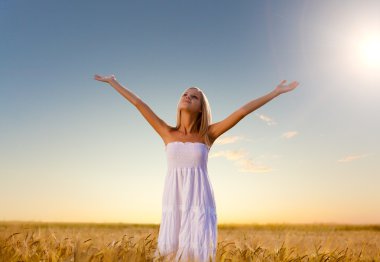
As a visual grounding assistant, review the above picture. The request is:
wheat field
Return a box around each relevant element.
[0,221,379,261]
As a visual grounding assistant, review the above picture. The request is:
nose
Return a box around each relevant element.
[184,95,191,102]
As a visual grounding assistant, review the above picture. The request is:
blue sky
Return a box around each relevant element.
[1,0,379,225]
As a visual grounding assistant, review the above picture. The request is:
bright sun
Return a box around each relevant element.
[358,34,380,68]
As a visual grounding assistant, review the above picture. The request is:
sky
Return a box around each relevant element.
[1,0,379,225]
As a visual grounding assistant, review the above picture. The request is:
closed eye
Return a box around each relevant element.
[183,93,199,99]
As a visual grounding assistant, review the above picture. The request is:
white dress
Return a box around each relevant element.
[155,141,218,262]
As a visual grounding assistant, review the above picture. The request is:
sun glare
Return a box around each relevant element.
[358,34,380,68]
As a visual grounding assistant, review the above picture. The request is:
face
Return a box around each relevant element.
[179,88,202,113]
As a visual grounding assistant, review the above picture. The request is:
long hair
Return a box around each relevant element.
[175,86,213,148]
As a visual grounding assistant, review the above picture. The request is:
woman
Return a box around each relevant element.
[94,74,299,261]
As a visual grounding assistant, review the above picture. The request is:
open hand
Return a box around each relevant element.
[274,80,299,95]
[94,74,116,83]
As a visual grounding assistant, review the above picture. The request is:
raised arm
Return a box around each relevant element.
[94,74,171,138]
[208,80,299,141]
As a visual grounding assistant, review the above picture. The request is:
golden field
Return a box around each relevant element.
[0,221,379,261]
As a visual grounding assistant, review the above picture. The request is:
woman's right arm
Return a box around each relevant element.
[94,74,170,139]
[108,77,141,106]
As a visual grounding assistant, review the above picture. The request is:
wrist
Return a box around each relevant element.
[272,89,281,97]
[108,78,117,85]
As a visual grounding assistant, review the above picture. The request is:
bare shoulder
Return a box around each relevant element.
[207,124,218,143]
[161,126,178,145]
[207,129,217,146]
[207,109,245,143]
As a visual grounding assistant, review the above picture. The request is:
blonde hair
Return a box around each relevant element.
[175,86,213,148]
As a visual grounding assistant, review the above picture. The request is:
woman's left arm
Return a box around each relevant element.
[241,80,299,115]
[208,80,299,141]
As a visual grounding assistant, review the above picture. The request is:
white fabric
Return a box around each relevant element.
[155,141,218,262]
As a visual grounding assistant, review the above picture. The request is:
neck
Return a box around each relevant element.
[178,111,199,135]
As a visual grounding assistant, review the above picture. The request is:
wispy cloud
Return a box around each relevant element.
[210,149,247,160]
[254,112,277,126]
[236,158,273,173]
[338,154,370,163]
[210,149,273,173]
[214,135,243,145]
[282,131,298,139]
